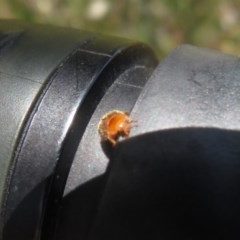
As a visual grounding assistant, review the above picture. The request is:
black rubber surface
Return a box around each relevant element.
[89,45,240,240]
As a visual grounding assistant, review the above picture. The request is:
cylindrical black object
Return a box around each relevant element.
[1,20,240,240]
[0,20,157,240]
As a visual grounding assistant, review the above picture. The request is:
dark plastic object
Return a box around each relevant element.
[87,46,240,240]
[0,20,157,240]
[1,20,240,240]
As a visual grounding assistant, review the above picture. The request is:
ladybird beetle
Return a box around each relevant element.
[98,110,134,145]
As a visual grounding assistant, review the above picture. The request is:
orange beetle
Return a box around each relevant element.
[98,110,134,145]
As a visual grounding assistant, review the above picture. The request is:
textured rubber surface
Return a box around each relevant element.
[131,45,240,135]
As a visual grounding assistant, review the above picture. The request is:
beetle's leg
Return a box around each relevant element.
[108,136,117,146]
[130,119,138,126]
